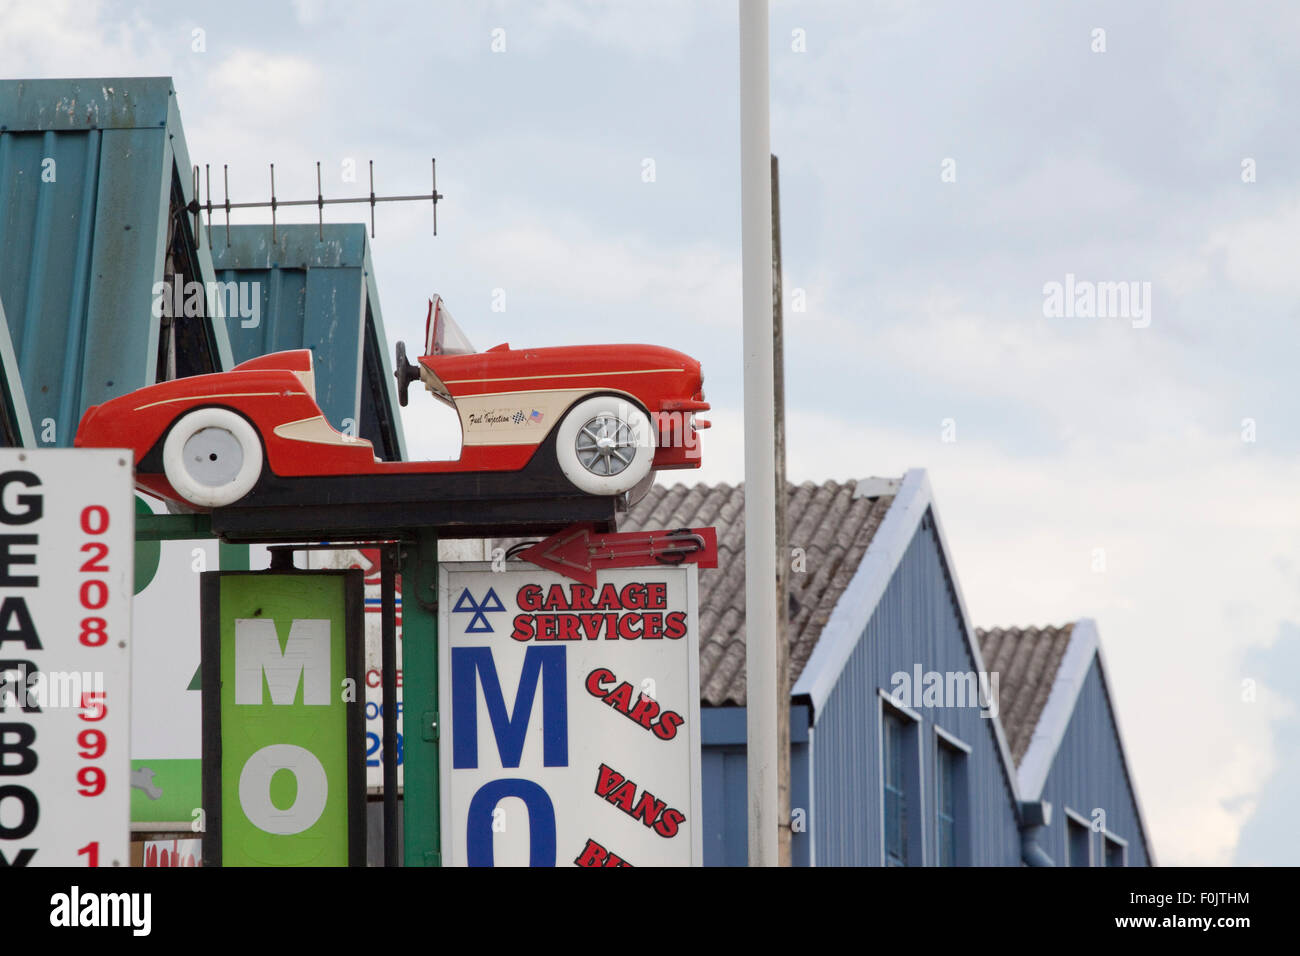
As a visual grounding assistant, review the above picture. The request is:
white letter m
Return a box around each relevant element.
[235,619,331,705]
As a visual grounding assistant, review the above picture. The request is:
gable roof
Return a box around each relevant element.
[619,477,897,706]
[976,619,1156,864]
[628,469,1024,807]
[975,624,1074,765]
[790,468,1023,804]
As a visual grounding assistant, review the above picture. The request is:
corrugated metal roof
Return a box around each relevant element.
[0,77,233,447]
[619,478,898,706]
[210,224,406,461]
[974,624,1074,765]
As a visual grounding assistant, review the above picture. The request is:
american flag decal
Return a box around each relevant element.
[529,409,544,423]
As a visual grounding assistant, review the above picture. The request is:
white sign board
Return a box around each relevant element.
[439,562,702,867]
[0,450,132,866]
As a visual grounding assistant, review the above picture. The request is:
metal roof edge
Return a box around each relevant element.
[0,292,35,446]
[166,90,233,371]
[923,475,1024,808]
[360,239,407,459]
[208,224,371,271]
[792,467,930,714]
[1091,631,1158,866]
[1015,619,1099,800]
[0,77,175,131]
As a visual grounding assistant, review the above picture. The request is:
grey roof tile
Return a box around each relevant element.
[631,477,896,706]
[498,476,899,706]
[974,624,1075,766]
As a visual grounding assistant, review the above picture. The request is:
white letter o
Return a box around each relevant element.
[238,744,328,835]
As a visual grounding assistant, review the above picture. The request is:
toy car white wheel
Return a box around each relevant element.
[556,395,654,495]
[162,407,263,508]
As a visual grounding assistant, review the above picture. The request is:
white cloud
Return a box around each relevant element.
[0,0,169,76]
[1205,201,1300,297]
[523,0,713,56]
[202,50,323,124]
[460,217,741,333]
[290,0,329,26]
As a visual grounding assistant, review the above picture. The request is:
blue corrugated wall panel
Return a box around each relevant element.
[700,705,812,866]
[211,224,406,461]
[702,747,749,866]
[811,511,1022,865]
[1037,660,1152,866]
[0,78,233,446]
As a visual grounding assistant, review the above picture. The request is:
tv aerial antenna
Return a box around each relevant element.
[187,159,444,248]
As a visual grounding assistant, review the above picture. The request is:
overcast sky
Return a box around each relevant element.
[5,0,1299,865]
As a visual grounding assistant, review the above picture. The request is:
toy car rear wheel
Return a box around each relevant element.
[162,407,264,508]
[556,395,654,495]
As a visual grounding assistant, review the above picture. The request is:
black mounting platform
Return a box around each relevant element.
[144,425,624,544]
[209,487,620,543]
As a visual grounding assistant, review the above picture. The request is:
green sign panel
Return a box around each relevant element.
[130,758,201,824]
[201,571,365,866]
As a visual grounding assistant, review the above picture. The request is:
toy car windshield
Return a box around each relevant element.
[425,294,475,356]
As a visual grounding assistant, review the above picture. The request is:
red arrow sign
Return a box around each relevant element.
[517,524,718,586]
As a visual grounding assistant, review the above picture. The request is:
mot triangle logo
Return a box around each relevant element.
[453,587,506,633]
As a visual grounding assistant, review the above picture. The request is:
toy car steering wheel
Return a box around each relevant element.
[393,341,421,407]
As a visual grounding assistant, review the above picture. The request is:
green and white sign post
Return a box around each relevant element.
[400,531,442,866]
[200,570,365,866]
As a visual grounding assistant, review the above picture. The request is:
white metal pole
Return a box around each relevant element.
[739,0,778,868]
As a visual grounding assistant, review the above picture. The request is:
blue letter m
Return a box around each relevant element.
[452,646,568,769]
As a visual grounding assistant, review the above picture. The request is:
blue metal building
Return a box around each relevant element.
[979,621,1154,866]
[625,469,1154,866]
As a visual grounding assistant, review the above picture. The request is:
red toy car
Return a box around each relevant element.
[74,296,709,510]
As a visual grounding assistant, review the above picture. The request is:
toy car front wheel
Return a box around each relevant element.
[162,407,264,508]
[555,395,654,495]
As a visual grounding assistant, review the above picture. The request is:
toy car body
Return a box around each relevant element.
[74,296,708,510]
